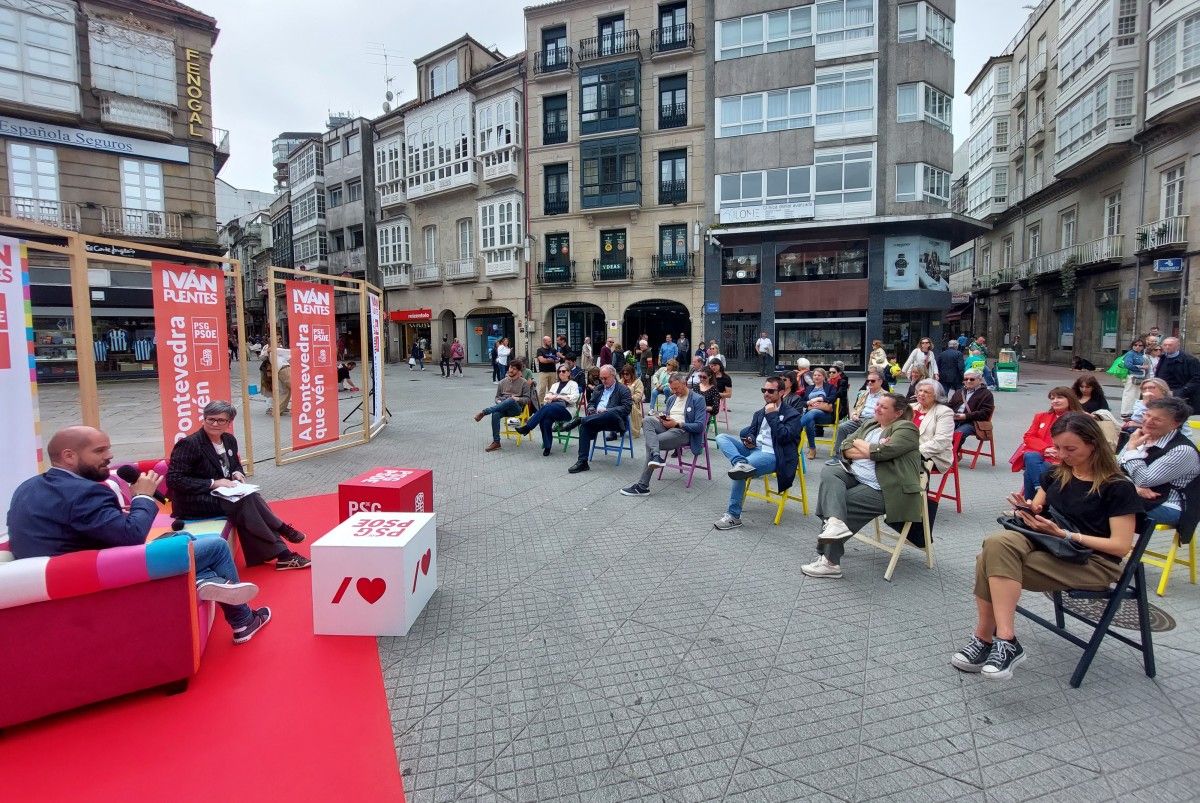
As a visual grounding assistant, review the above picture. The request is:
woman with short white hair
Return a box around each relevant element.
[910,378,955,472]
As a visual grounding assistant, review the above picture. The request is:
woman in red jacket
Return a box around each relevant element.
[1012,386,1084,499]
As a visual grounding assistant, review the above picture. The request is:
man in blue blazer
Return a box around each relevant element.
[561,364,634,473]
[7,426,271,644]
[714,375,804,529]
[621,372,707,496]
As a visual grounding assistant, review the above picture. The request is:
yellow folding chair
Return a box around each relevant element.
[812,398,842,457]
[1141,524,1198,597]
[501,404,532,446]
[742,448,809,525]
[849,473,934,581]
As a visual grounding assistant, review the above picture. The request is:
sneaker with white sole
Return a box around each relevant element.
[620,483,651,497]
[196,580,259,605]
[980,637,1025,680]
[232,607,272,644]
[647,453,666,469]
[817,517,854,543]
[950,635,993,673]
[727,462,757,480]
[801,555,842,578]
[713,513,742,530]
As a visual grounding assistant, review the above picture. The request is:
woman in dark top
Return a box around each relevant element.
[779,370,806,411]
[697,367,722,419]
[1071,373,1110,413]
[707,358,733,400]
[954,413,1142,680]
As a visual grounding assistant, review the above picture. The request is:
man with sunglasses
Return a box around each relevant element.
[827,369,887,465]
[713,375,803,530]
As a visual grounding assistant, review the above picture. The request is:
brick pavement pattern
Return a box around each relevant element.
[37,361,1200,801]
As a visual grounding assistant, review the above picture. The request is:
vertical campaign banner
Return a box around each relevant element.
[0,237,41,536]
[368,292,383,426]
[152,262,231,459]
[286,279,337,448]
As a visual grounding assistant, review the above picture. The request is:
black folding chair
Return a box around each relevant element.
[1016,518,1157,688]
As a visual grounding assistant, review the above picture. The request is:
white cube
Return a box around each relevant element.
[311,511,437,636]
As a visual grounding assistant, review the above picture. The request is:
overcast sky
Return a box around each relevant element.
[201,0,1037,192]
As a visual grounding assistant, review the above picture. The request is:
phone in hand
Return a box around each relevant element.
[1013,504,1037,515]
[742,436,755,448]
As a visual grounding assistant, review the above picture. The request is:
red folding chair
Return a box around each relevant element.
[929,431,963,513]
[960,424,996,468]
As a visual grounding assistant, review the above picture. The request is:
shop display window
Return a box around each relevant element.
[775,319,865,370]
[34,316,158,382]
[776,239,867,281]
[721,246,761,284]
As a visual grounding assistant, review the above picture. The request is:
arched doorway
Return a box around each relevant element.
[465,306,515,365]
[546,302,606,356]
[623,299,692,359]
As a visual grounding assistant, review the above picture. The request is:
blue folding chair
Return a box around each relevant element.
[589,414,635,466]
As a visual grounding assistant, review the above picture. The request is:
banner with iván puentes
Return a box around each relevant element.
[286,279,337,449]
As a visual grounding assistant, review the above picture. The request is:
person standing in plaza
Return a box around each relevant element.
[658,334,679,369]
[494,337,512,382]
[450,337,465,376]
[937,339,965,393]
[409,341,425,371]
[1119,338,1149,415]
[535,335,559,403]
[677,332,690,362]
[902,337,939,386]
[439,336,452,378]
[1155,336,1200,412]
[581,336,594,370]
[755,331,774,376]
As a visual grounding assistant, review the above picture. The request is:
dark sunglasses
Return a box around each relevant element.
[760,387,778,394]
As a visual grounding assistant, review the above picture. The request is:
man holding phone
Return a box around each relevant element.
[713,375,803,529]
[621,373,707,496]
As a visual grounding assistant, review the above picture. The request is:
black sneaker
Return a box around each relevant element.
[647,453,666,468]
[279,524,306,544]
[620,483,650,497]
[276,553,311,571]
[232,606,272,644]
[950,635,993,673]
[981,637,1025,680]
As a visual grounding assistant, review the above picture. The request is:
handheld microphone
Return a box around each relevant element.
[115,464,168,504]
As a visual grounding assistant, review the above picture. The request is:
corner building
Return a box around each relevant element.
[962,0,1200,365]
[524,0,709,355]
[705,0,983,371]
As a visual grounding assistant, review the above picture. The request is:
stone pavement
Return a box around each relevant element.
[36,361,1200,801]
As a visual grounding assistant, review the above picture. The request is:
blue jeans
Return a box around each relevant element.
[716,433,777,518]
[649,386,663,412]
[523,402,573,449]
[484,399,524,442]
[1021,451,1054,499]
[191,535,254,628]
[1146,503,1181,527]
[799,409,833,449]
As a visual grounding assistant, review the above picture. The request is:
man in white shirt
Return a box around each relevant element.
[755,332,774,376]
[263,344,292,416]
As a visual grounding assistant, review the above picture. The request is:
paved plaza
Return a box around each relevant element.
[38,363,1200,802]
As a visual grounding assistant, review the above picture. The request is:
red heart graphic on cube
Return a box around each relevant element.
[420,549,431,575]
[356,577,387,604]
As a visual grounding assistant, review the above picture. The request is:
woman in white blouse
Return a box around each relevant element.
[910,378,956,472]
[515,364,580,456]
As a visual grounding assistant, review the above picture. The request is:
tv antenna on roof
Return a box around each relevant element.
[366,43,403,113]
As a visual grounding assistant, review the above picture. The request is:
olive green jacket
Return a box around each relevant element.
[840,419,925,524]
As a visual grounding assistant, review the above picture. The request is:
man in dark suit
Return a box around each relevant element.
[7,426,271,644]
[1155,337,1200,412]
[561,364,634,473]
[936,340,965,392]
[713,375,804,529]
[947,368,996,443]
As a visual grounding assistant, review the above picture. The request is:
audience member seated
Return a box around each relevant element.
[686,355,705,388]
[1120,378,1171,450]
[954,413,1141,680]
[794,357,816,394]
[621,373,707,497]
[712,375,803,530]
[828,369,886,464]
[948,369,996,448]
[1119,397,1199,527]
[779,370,806,411]
[828,362,851,413]
[619,363,645,438]
[1072,373,1110,413]
[799,367,837,460]
[563,353,587,394]
[474,360,532,452]
[561,365,634,473]
[7,426,271,643]
[708,358,734,401]
[1012,387,1085,499]
[903,366,926,404]
[697,367,722,420]
[516,364,580,456]
[649,359,680,412]
[168,401,310,570]
[802,393,924,578]
[910,379,956,473]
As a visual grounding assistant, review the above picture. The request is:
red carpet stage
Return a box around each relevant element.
[3,493,404,803]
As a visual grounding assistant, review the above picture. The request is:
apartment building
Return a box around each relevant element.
[373,36,526,364]
[963,0,1200,364]
[523,0,709,357]
[704,0,983,371]
[323,116,378,354]
[271,131,320,192]
[0,0,225,382]
[219,209,272,337]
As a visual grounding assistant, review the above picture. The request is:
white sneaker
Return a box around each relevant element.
[197,580,259,605]
[713,513,742,530]
[506,417,522,426]
[817,517,854,544]
[727,462,758,480]
[801,556,842,578]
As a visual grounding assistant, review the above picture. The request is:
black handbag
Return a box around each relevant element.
[997,506,1094,565]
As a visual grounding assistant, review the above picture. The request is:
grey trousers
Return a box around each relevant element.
[815,463,886,564]
[831,417,862,455]
[640,418,689,485]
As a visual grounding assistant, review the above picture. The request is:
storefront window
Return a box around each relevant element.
[34,316,158,382]
[776,239,867,282]
[775,318,865,370]
[721,246,760,284]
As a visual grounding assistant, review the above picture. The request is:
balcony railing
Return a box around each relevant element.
[0,196,80,230]
[1030,52,1048,87]
[100,207,183,239]
[481,149,519,183]
[1026,173,1044,196]
[413,262,441,284]
[544,192,569,216]
[534,47,573,75]
[659,180,687,205]
[651,253,694,281]
[1028,113,1045,145]
[213,127,230,155]
[651,22,694,54]
[1136,215,1189,251]
[100,95,172,134]
[593,258,632,282]
[379,182,406,208]
[543,119,568,145]
[578,29,641,62]
[1027,235,1125,277]
[659,102,687,129]
[328,246,366,275]
[380,264,411,288]
[537,261,575,285]
[445,257,478,282]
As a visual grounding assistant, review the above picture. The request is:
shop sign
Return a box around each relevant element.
[0,236,41,533]
[389,308,432,322]
[151,262,231,459]
[951,293,971,305]
[0,115,190,163]
[704,301,719,314]
[287,280,338,449]
[718,202,815,225]
[184,49,206,138]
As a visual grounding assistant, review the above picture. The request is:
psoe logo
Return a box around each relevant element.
[362,469,411,484]
[414,492,425,513]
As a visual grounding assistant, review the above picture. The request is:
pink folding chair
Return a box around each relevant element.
[657,413,712,488]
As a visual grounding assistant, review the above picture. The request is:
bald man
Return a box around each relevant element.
[7,426,272,644]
